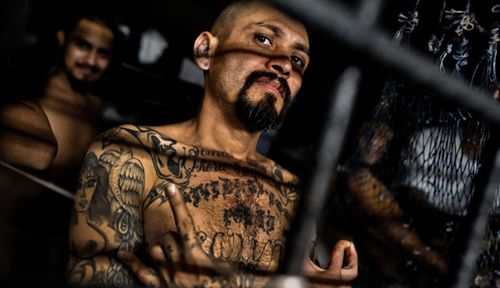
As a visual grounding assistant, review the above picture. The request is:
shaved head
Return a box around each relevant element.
[211,1,292,43]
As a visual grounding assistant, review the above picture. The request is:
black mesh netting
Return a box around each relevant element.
[339,2,499,287]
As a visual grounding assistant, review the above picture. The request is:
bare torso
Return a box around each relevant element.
[132,125,299,271]
[39,73,102,171]
[69,124,300,285]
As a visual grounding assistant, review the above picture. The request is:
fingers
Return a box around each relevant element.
[329,240,358,281]
[149,244,174,286]
[302,240,358,287]
[340,243,358,281]
[302,258,320,282]
[303,257,353,288]
[167,184,199,251]
[166,183,214,269]
[329,240,351,280]
[118,250,161,288]
[162,231,182,263]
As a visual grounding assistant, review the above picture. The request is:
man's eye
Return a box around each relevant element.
[291,56,305,68]
[255,34,272,47]
[73,38,92,51]
[98,49,112,60]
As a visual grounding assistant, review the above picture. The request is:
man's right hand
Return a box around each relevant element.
[120,184,358,288]
[119,183,239,287]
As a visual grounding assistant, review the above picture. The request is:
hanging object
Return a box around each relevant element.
[340,0,496,287]
[471,24,499,93]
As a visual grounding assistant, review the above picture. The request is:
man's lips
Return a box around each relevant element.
[255,78,284,99]
[75,64,99,74]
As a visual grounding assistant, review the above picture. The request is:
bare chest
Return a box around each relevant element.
[143,175,295,271]
[39,94,101,167]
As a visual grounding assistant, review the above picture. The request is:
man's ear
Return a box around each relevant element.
[193,32,218,71]
[57,31,65,47]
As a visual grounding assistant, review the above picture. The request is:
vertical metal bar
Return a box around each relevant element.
[454,146,500,288]
[267,0,500,286]
[274,0,382,280]
[278,67,361,276]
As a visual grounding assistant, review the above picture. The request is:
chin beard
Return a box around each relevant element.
[64,68,99,94]
[235,71,291,132]
[236,92,279,132]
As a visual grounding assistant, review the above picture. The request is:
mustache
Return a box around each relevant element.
[75,63,101,73]
[244,71,291,102]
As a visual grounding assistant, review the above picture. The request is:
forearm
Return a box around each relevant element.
[347,167,446,272]
[67,254,139,288]
[347,167,403,218]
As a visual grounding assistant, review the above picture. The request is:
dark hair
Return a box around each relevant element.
[57,10,127,91]
[62,10,125,50]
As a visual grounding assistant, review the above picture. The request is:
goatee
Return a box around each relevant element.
[235,71,291,132]
[64,65,100,94]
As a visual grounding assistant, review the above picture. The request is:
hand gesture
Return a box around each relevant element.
[302,240,358,288]
[118,183,237,287]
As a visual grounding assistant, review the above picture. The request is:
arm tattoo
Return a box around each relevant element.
[68,130,146,286]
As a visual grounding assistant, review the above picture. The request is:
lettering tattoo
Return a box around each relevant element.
[196,230,285,267]
[68,125,300,286]
[223,207,276,234]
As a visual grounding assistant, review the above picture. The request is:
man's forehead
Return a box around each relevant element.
[234,5,309,45]
[71,19,114,44]
[73,19,112,36]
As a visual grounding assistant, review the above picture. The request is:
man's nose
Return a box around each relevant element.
[267,56,292,78]
[84,50,98,66]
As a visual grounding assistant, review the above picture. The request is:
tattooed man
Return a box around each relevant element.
[67,1,357,287]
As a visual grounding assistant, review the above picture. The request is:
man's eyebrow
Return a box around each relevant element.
[247,23,310,56]
[294,43,310,56]
[71,34,90,44]
[248,22,284,37]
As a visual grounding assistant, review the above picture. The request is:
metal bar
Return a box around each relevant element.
[0,161,74,200]
[268,0,500,285]
[454,146,500,288]
[269,0,500,126]
[358,0,384,26]
[279,67,361,275]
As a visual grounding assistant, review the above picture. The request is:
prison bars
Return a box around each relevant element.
[278,67,361,276]
[268,0,500,287]
[269,0,500,124]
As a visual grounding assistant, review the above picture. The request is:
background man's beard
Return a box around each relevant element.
[235,71,292,132]
[64,66,99,93]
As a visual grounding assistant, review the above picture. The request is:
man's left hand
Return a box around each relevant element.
[302,240,358,287]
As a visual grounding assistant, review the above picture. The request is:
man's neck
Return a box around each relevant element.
[54,69,95,96]
[170,96,262,161]
[43,71,102,110]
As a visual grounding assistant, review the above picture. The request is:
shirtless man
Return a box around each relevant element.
[0,12,119,287]
[0,12,117,178]
[67,1,357,287]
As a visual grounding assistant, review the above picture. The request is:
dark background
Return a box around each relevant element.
[1,0,498,170]
[0,0,498,286]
